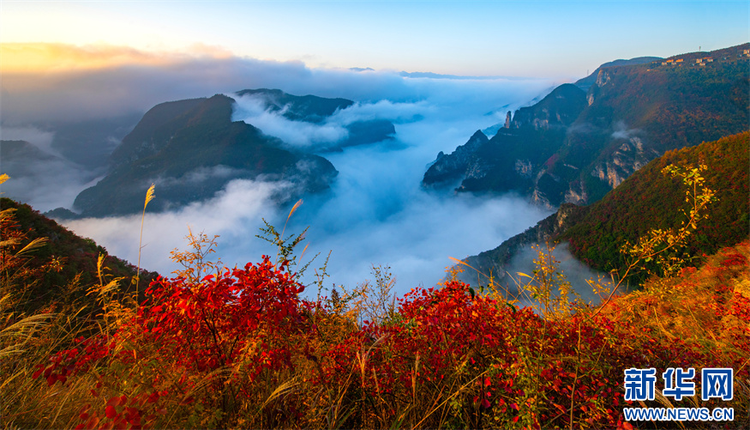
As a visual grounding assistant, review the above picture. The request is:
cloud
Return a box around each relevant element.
[1,43,556,125]
[0,126,56,154]
[0,127,98,210]
[152,165,247,188]
[502,242,616,309]
[231,94,350,149]
[0,155,96,211]
[611,120,641,140]
[59,73,558,296]
[328,100,429,124]
[231,94,429,151]
[2,43,573,297]
[63,179,286,274]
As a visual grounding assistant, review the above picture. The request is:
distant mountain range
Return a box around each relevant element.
[424,43,750,208]
[60,89,394,218]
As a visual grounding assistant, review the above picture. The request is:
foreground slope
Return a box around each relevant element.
[1,197,156,316]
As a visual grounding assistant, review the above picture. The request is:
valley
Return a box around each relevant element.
[2,34,748,429]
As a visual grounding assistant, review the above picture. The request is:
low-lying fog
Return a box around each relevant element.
[2,57,571,296]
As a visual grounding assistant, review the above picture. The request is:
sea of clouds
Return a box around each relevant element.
[2,52,577,296]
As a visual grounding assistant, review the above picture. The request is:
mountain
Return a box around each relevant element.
[69,89,396,217]
[235,88,396,151]
[72,94,338,217]
[461,131,750,287]
[422,130,489,187]
[1,140,61,175]
[423,83,587,195]
[574,56,663,91]
[425,43,750,207]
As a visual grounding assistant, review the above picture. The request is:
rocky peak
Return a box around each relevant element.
[422,130,489,187]
[511,84,586,130]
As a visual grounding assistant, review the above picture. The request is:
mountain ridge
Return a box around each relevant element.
[424,43,750,208]
[67,88,399,218]
[72,93,338,217]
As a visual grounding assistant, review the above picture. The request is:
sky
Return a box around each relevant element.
[1,0,747,297]
[2,1,748,78]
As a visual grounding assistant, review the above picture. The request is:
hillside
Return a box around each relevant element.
[72,94,338,217]
[561,131,750,279]
[574,56,663,91]
[0,197,156,316]
[462,131,750,286]
[4,194,748,429]
[426,43,750,207]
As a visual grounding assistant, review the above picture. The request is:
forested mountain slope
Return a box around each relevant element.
[426,43,749,207]
[462,131,750,286]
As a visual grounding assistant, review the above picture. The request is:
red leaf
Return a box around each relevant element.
[105,405,117,419]
[86,416,101,429]
[32,366,44,380]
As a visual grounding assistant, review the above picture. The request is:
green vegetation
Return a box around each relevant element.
[562,132,750,284]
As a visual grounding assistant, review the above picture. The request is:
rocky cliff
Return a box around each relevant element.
[425,43,750,207]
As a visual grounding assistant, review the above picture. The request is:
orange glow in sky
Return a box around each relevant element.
[0,43,240,73]
[2,43,163,72]
[2,1,747,78]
